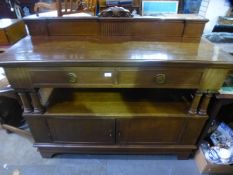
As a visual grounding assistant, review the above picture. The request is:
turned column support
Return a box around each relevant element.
[198,93,214,115]
[17,89,44,114]
[30,90,44,114]
[189,90,215,115]
[18,92,33,113]
[188,91,203,114]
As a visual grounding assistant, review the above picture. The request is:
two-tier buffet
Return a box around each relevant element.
[1,14,233,159]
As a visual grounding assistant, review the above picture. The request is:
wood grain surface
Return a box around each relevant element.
[1,36,232,67]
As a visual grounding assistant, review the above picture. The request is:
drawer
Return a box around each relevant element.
[29,67,116,87]
[118,68,203,88]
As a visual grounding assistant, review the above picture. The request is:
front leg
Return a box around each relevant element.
[17,89,44,114]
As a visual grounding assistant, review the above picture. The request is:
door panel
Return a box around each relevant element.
[47,117,115,144]
[116,117,186,144]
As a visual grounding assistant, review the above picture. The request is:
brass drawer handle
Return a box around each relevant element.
[154,74,166,84]
[67,73,77,83]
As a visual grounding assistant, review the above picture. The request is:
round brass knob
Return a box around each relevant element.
[67,73,77,83]
[154,74,166,84]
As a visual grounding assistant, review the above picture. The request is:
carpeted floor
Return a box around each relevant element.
[0,125,207,175]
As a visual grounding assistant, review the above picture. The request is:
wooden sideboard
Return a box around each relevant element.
[1,33,233,158]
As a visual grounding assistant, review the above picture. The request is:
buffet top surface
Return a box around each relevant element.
[23,12,208,21]
[0,36,233,67]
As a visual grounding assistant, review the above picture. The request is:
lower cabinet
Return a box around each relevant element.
[26,115,207,146]
[24,88,208,158]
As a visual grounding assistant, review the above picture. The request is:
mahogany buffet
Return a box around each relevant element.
[1,14,232,159]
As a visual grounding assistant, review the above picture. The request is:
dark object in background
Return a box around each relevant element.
[0,0,24,18]
[98,6,132,17]
[0,95,23,127]
[0,0,18,18]
[19,0,39,15]
[213,25,233,33]
[0,77,24,127]
[0,0,39,18]
[229,0,233,6]
[204,32,233,43]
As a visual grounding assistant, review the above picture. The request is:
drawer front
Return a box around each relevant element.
[118,68,203,88]
[28,67,203,88]
[47,117,115,144]
[30,68,116,87]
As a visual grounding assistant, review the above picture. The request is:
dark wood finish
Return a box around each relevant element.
[0,19,27,46]
[23,14,208,42]
[118,68,203,88]
[117,116,207,145]
[189,91,203,114]
[23,88,207,158]
[4,68,32,89]
[0,18,232,158]
[180,116,208,145]
[18,92,33,113]
[29,67,116,87]
[30,91,44,114]
[25,116,52,142]
[45,88,191,116]
[47,20,99,36]
[47,117,115,144]
[37,143,195,158]
[10,67,204,88]
[199,93,213,115]
[2,37,233,68]
[116,118,186,144]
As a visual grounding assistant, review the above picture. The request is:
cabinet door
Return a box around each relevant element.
[47,117,115,144]
[116,117,186,144]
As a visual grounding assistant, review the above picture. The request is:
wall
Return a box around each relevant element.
[199,0,232,33]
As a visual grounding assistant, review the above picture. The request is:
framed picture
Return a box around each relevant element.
[142,1,179,16]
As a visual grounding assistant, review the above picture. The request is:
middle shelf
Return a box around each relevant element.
[44,88,194,117]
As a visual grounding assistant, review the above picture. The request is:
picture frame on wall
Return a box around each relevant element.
[141,0,179,16]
